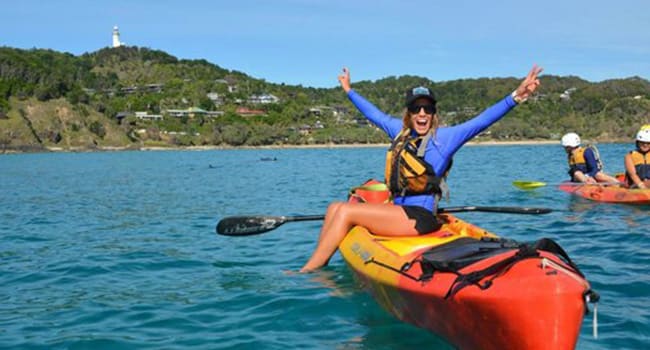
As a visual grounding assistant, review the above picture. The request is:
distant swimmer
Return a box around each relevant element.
[260,157,278,161]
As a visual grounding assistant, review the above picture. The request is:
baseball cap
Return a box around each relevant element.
[405,86,436,106]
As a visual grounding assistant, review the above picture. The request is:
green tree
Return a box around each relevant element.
[221,124,250,145]
[88,121,106,138]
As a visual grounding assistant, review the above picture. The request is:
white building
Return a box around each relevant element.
[248,94,279,104]
[112,26,124,48]
[135,111,163,120]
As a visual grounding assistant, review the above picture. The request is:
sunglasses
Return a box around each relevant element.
[407,104,436,114]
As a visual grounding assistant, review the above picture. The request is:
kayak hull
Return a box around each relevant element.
[339,214,591,350]
[558,182,650,204]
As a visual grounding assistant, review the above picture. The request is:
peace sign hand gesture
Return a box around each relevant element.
[338,67,351,93]
[513,65,543,103]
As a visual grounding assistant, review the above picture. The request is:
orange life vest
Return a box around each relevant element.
[568,145,603,175]
[384,129,446,197]
[625,150,650,184]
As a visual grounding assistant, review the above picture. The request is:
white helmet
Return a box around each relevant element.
[636,125,650,142]
[561,132,581,147]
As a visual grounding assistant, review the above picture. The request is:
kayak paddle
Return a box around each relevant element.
[216,215,325,236]
[513,180,622,190]
[512,180,547,190]
[216,205,553,236]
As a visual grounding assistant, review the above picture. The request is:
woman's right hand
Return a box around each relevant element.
[338,67,351,93]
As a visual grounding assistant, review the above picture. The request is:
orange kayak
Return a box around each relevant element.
[339,181,597,349]
[558,182,650,204]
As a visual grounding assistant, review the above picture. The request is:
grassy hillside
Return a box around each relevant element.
[1,46,650,153]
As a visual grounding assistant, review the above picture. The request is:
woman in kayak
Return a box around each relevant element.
[560,132,620,184]
[624,125,650,189]
[300,65,542,273]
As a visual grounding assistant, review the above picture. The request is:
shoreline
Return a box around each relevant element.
[72,140,564,152]
[3,139,627,154]
[129,139,565,151]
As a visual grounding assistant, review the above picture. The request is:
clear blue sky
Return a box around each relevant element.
[1,0,648,88]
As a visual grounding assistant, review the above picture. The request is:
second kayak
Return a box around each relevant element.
[558,182,650,204]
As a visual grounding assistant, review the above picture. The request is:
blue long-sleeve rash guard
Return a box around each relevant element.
[347,89,518,212]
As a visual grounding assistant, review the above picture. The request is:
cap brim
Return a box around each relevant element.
[406,95,436,106]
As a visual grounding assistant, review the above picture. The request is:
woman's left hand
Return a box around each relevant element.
[514,65,543,101]
[338,67,351,93]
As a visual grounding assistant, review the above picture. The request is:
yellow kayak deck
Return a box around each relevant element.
[339,214,498,288]
[368,214,498,256]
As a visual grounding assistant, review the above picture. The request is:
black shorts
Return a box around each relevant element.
[402,205,442,234]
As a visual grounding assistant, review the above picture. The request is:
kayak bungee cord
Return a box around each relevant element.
[363,258,424,282]
[363,238,599,307]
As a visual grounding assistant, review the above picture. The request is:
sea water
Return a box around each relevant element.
[1,144,648,349]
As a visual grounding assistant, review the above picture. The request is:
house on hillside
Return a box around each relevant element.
[145,84,163,93]
[332,105,349,116]
[167,108,196,118]
[135,111,163,120]
[248,94,279,104]
[121,86,138,94]
[560,87,577,101]
[236,107,266,117]
[215,78,238,93]
[309,106,335,116]
[299,124,312,135]
[166,107,223,118]
[115,111,128,124]
[206,92,223,106]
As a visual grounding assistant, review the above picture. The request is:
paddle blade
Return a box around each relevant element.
[512,180,547,190]
[216,216,287,236]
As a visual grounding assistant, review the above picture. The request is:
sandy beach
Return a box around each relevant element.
[134,139,561,152]
[0,139,593,154]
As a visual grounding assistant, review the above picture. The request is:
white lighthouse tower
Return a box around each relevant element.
[112,26,123,48]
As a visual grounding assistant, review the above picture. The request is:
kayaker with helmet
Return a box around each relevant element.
[560,132,619,184]
[624,125,650,189]
[300,65,543,273]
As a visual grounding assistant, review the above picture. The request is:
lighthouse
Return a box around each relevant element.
[112,26,123,48]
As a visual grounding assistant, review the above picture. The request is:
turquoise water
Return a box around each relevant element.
[1,144,648,349]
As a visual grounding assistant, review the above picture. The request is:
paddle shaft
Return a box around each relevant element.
[514,180,622,189]
[441,206,551,214]
[285,215,325,222]
[216,205,552,236]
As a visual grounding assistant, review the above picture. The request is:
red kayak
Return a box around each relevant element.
[558,182,650,204]
[339,180,598,349]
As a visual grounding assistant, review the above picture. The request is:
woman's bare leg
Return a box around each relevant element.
[317,202,343,245]
[300,202,419,273]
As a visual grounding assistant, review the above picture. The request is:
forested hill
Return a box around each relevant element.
[1,45,649,152]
